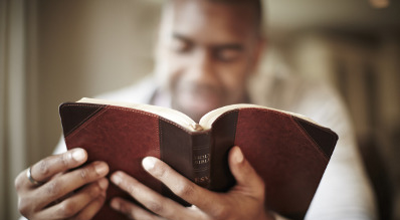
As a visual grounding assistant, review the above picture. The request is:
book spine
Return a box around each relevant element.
[158,119,211,205]
[191,133,211,188]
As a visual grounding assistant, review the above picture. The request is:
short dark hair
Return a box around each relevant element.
[165,0,264,36]
[208,0,263,32]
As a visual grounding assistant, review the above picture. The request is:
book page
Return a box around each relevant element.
[199,103,317,130]
[78,98,316,132]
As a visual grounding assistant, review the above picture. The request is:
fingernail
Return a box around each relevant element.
[111,172,123,185]
[142,157,156,171]
[110,199,120,210]
[94,162,109,175]
[98,178,109,190]
[234,147,244,163]
[72,148,86,162]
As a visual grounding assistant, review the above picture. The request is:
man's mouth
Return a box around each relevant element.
[179,91,220,113]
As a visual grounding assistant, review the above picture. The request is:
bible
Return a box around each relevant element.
[59,97,338,220]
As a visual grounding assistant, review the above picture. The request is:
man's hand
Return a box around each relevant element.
[110,146,275,220]
[15,148,110,220]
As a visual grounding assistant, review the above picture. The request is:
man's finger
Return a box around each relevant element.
[111,198,164,220]
[29,148,88,185]
[72,190,107,220]
[228,146,264,199]
[34,178,108,219]
[32,161,109,210]
[111,171,195,219]
[141,157,224,214]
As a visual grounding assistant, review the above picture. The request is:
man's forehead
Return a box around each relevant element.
[165,0,258,43]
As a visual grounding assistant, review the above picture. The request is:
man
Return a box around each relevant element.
[15,0,377,219]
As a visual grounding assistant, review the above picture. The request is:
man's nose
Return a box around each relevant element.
[188,49,217,82]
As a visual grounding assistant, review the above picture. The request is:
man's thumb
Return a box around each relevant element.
[228,146,265,194]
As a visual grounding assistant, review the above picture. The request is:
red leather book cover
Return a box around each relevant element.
[60,103,163,219]
[59,101,338,220]
[234,109,336,219]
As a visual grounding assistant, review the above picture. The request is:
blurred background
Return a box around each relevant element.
[1,0,399,219]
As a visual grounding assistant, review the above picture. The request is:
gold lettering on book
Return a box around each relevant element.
[194,175,210,183]
[193,153,210,165]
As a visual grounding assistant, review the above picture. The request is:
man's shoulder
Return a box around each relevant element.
[251,73,338,108]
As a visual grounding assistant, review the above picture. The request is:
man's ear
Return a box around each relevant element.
[249,37,267,76]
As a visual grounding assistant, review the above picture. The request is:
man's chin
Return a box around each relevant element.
[174,102,217,122]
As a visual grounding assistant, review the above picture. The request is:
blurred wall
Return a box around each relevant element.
[32,0,161,159]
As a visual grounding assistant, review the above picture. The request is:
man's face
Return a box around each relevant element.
[155,0,262,122]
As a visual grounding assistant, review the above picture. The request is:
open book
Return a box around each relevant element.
[59,97,338,220]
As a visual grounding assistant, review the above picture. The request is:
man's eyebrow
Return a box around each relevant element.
[214,44,243,51]
[172,33,192,42]
[172,33,243,51]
